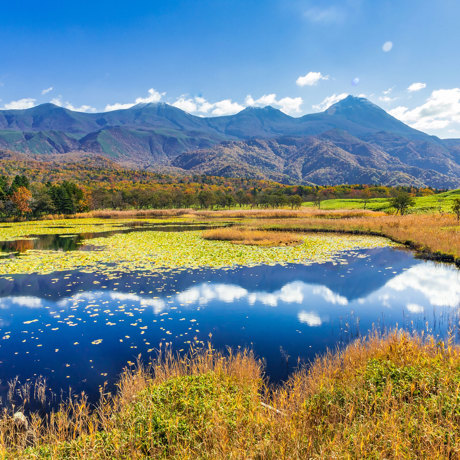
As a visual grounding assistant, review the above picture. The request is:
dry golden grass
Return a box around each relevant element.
[194,208,382,219]
[1,332,459,459]
[78,209,191,218]
[260,212,460,262]
[202,227,303,246]
[75,208,380,220]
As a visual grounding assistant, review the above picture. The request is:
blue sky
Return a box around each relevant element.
[1,0,460,137]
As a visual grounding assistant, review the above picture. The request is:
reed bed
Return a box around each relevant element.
[260,212,460,263]
[193,208,382,219]
[1,332,459,458]
[202,227,302,246]
[77,209,192,219]
[75,208,381,220]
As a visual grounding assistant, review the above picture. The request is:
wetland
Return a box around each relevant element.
[0,218,458,403]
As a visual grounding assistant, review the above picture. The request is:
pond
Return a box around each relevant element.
[0,221,458,406]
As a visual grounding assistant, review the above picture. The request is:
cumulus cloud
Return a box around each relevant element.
[171,93,301,117]
[312,286,348,305]
[41,86,53,95]
[297,310,322,326]
[210,99,245,116]
[382,41,393,52]
[51,96,96,113]
[3,97,36,110]
[105,88,165,112]
[386,263,460,307]
[0,296,43,309]
[312,93,348,111]
[245,93,303,115]
[170,95,245,116]
[177,284,248,305]
[172,96,199,113]
[296,71,329,87]
[407,82,426,92]
[389,88,460,132]
[172,96,216,114]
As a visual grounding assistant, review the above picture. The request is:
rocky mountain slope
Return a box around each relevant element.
[0,96,458,187]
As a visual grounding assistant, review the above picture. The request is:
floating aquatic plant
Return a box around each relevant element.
[0,218,396,276]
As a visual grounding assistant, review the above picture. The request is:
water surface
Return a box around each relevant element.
[0,244,458,404]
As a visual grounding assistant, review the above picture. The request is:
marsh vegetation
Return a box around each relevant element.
[2,332,459,458]
[0,208,457,458]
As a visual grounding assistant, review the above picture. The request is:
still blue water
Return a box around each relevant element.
[0,246,458,404]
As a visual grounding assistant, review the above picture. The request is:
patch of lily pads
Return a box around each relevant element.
[0,219,397,276]
[0,218,188,241]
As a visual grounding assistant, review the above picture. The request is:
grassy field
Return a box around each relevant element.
[2,332,459,458]
[303,188,460,212]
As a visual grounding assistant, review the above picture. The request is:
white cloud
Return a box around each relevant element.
[387,263,460,308]
[177,284,248,305]
[0,296,43,308]
[135,88,164,104]
[169,95,245,116]
[312,286,348,305]
[139,298,166,314]
[209,99,245,116]
[297,310,322,326]
[245,93,303,115]
[304,6,345,24]
[312,93,348,111]
[296,71,329,87]
[379,293,391,308]
[379,87,397,103]
[382,41,393,52]
[389,88,460,132]
[406,303,424,313]
[105,88,165,111]
[172,97,198,113]
[103,102,134,111]
[51,96,96,113]
[3,98,36,110]
[379,95,397,103]
[407,82,426,92]
[41,86,53,95]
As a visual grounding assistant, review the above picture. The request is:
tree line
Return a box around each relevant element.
[0,173,451,219]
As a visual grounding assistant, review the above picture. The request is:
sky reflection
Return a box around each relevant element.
[0,247,458,400]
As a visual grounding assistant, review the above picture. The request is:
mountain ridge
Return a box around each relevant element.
[0,96,459,187]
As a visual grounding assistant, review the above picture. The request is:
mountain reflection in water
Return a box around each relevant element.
[0,246,458,403]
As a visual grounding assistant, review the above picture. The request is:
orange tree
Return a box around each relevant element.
[11,186,32,216]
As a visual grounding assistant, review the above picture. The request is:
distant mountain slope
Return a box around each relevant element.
[0,96,459,187]
[173,136,459,188]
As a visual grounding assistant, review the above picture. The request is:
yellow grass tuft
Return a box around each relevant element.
[202,227,303,246]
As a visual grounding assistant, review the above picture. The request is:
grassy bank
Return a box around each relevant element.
[302,188,460,212]
[2,332,459,458]
[257,212,460,265]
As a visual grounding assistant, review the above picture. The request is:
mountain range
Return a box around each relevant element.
[0,96,459,187]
